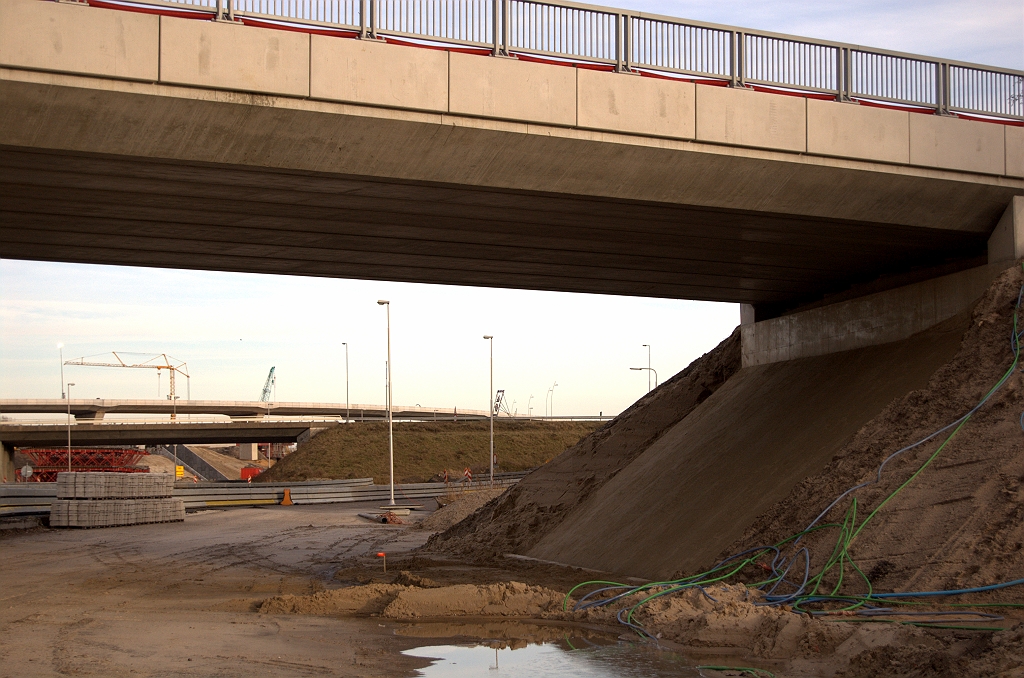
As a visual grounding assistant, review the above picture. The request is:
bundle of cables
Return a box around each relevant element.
[565,265,1024,649]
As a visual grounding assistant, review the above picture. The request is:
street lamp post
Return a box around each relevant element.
[527,395,534,421]
[343,342,349,422]
[377,300,394,505]
[630,367,659,389]
[548,382,558,417]
[483,335,494,487]
[642,344,651,393]
[66,383,75,472]
[58,343,65,399]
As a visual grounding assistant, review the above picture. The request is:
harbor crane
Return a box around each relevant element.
[64,352,190,417]
[260,367,276,402]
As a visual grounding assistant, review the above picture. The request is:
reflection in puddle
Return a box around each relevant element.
[399,622,745,677]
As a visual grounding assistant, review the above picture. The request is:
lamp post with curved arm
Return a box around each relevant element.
[630,367,658,390]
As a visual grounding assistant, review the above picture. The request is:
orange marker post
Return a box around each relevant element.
[377,552,386,573]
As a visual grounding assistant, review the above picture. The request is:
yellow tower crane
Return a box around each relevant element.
[64,352,190,419]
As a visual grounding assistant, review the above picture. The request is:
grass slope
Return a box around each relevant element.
[258,420,601,484]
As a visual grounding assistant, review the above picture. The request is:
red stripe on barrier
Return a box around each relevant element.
[381,36,492,55]
[573,62,617,72]
[238,17,359,38]
[637,70,728,87]
[87,0,213,20]
[852,98,936,115]
[949,112,1024,127]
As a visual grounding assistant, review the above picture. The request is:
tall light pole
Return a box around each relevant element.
[483,335,494,487]
[343,342,349,422]
[548,382,558,417]
[642,344,651,393]
[58,343,65,399]
[66,383,75,472]
[377,300,394,505]
[527,394,534,421]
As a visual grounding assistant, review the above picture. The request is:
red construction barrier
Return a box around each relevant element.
[19,448,150,482]
[240,467,263,481]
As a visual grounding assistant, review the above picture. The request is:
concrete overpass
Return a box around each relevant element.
[1,0,1024,482]
[0,420,317,448]
[0,398,490,421]
[0,0,1021,317]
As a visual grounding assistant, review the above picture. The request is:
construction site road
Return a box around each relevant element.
[0,504,440,677]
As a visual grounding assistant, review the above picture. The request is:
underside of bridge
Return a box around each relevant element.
[0,144,989,316]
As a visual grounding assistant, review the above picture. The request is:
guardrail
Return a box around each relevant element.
[0,473,528,515]
[102,0,1022,121]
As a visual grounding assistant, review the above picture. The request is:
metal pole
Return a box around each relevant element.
[492,0,500,56]
[343,342,349,422]
[643,344,650,393]
[484,335,493,486]
[66,383,75,473]
[378,300,394,505]
[550,382,557,417]
[58,344,65,399]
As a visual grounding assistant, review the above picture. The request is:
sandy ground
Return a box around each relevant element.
[0,505,442,678]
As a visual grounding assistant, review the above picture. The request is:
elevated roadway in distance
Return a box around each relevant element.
[0,420,318,448]
[0,399,490,421]
[0,0,1022,317]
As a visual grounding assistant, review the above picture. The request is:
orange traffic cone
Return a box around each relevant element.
[281,488,294,506]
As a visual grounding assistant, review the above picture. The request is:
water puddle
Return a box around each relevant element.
[398,621,768,677]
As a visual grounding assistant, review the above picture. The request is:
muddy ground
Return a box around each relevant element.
[0,502,636,678]
[4,498,1022,677]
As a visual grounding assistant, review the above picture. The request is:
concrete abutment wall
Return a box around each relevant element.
[741,198,1024,367]
[1,442,14,483]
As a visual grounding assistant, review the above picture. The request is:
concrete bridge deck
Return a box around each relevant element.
[0,420,318,447]
[1,0,1021,315]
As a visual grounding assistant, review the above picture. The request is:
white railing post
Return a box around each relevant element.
[937,61,950,115]
[503,0,511,56]
[614,13,623,72]
[359,0,368,38]
[492,0,501,55]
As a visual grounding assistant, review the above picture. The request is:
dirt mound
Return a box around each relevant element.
[721,264,1024,597]
[259,582,564,619]
[418,488,506,532]
[424,329,741,560]
[258,420,598,484]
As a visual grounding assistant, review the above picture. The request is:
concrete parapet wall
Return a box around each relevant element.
[741,262,1007,367]
[909,114,1007,176]
[806,99,909,164]
[0,0,158,81]
[577,69,694,139]
[695,84,806,153]
[0,0,1021,181]
[448,52,576,126]
[310,35,447,112]
[159,17,310,97]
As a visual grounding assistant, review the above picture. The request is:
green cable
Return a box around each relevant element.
[567,276,1024,632]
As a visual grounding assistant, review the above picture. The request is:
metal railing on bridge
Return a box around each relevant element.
[107,0,1023,121]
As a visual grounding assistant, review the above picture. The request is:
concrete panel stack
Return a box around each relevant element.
[50,472,183,528]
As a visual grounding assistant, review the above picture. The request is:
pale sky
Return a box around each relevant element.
[1,0,1021,416]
